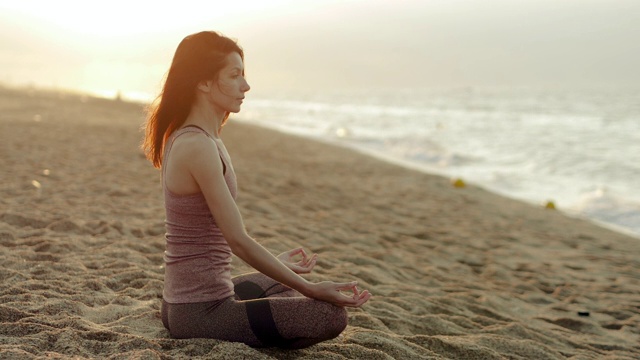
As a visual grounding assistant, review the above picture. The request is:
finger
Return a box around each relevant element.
[302,255,317,269]
[344,290,370,307]
[293,258,316,273]
[349,289,371,304]
[297,256,311,267]
[302,264,315,274]
[296,261,309,269]
[291,265,308,274]
[354,291,371,307]
[299,254,310,266]
[335,281,358,292]
[335,281,357,290]
[358,290,370,300]
[288,247,304,257]
[340,296,367,308]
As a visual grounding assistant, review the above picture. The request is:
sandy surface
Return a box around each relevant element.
[1,87,639,359]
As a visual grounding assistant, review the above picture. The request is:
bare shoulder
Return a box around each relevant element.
[164,131,224,194]
[170,131,220,164]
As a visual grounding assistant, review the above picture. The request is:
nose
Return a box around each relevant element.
[242,78,250,93]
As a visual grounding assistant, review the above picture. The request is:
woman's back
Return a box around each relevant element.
[162,126,237,304]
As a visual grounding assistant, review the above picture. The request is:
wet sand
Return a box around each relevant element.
[1,87,639,359]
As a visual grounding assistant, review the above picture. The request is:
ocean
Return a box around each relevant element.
[237,86,640,238]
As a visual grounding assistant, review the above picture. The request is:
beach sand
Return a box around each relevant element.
[1,87,639,359]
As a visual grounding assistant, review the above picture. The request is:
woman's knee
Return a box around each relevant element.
[312,303,348,340]
[327,306,348,338]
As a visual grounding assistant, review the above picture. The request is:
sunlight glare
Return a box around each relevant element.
[2,0,298,38]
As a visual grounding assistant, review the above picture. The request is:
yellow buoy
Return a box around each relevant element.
[545,201,556,210]
[451,178,466,188]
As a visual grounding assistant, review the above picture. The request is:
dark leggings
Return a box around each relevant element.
[161,272,348,349]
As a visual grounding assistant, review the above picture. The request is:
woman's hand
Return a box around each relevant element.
[306,281,371,308]
[277,247,317,274]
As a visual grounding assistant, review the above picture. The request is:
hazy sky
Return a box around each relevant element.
[1,0,639,99]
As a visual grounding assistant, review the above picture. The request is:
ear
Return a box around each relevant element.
[197,80,213,93]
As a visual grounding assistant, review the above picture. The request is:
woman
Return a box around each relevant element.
[142,31,370,349]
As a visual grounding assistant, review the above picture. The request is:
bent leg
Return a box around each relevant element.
[163,295,348,349]
[260,296,348,349]
[231,273,348,347]
[163,298,261,345]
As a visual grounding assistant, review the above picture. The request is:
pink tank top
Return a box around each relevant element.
[162,126,237,304]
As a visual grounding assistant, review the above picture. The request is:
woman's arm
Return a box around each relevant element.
[179,135,370,307]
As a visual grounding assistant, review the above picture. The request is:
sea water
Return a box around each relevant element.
[238,86,640,238]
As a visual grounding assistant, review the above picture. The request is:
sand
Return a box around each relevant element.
[1,86,639,359]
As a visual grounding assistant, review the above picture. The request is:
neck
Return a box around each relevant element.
[183,96,226,138]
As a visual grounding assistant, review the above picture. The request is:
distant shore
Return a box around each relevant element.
[1,88,639,359]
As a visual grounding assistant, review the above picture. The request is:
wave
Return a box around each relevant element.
[239,87,640,238]
[569,187,640,237]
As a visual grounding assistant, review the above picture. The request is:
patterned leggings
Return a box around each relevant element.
[161,272,348,349]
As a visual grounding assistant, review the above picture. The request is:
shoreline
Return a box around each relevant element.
[5,82,638,239]
[1,88,639,359]
[237,118,640,241]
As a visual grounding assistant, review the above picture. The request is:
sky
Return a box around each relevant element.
[0,0,639,100]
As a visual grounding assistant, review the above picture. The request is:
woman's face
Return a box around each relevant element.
[208,52,250,114]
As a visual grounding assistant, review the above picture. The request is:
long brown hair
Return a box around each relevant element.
[142,31,244,168]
